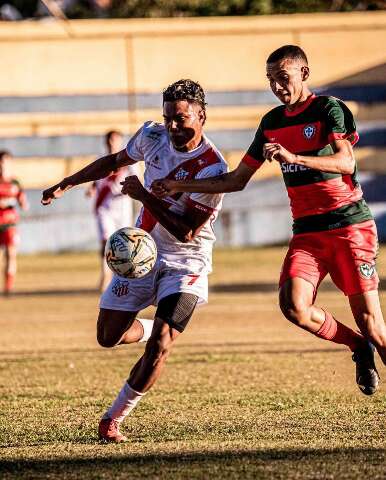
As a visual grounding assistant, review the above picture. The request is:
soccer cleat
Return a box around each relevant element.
[98,417,128,443]
[352,343,380,395]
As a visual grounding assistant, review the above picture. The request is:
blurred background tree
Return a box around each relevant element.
[0,0,384,20]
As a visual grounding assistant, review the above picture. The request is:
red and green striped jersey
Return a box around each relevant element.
[0,178,24,230]
[242,94,372,234]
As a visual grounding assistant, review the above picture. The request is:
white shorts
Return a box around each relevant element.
[99,254,209,312]
[96,197,133,242]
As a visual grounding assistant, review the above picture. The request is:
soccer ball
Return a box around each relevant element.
[105,227,157,279]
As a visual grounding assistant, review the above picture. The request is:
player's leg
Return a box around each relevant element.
[279,277,365,350]
[99,292,198,443]
[348,291,385,396]
[329,220,382,394]
[97,308,145,347]
[97,267,157,348]
[279,232,367,350]
[96,211,113,292]
[349,291,386,364]
[4,241,17,295]
[99,239,113,292]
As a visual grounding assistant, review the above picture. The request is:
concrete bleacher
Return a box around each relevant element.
[0,11,384,188]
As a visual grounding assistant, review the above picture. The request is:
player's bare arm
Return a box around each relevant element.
[263,139,355,174]
[151,161,256,198]
[41,149,135,205]
[121,175,211,243]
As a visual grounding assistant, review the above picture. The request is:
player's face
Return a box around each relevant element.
[266,59,309,106]
[163,100,205,151]
[106,133,123,154]
[0,154,11,177]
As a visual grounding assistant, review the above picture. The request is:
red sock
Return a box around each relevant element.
[5,273,14,293]
[314,310,364,351]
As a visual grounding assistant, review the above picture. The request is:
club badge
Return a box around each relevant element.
[359,263,376,279]
[303,124,316,140]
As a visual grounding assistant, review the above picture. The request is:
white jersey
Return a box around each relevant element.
[94,165,137,213]
[126,121,227,273]
[94,165,137,241]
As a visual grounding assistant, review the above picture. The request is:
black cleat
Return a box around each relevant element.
[352,343,380,395]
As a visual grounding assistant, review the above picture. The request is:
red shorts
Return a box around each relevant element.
[0,227,19,247]
[279,220,379,296]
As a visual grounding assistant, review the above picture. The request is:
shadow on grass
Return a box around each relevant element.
[3,288,98,297]
[0,448,384,479]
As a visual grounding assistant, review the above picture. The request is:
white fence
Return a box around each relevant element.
[17,175,386,254]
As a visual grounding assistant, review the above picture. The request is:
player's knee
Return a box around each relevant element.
[96,327,121,348]
[280,297,310,327]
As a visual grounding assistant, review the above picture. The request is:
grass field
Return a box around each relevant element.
[0,246,385,479]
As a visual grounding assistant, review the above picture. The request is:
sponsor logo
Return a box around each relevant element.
[198,158,206,166]
[359,263,376,279]
[175,168,189,181]
[112,279,130,297]
[303,124,316,140]
[149,155,162,170]
[280,163,309,173]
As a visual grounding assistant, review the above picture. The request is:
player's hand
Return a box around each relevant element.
[263,143,296,164]
[120,175,146,200]
[41,180,72,205]
[151,179,178,198]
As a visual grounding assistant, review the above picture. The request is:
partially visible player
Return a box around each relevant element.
[86,130,137,291]
[0,151,28,295]
[152,46,386,396]
[41,79,227,442]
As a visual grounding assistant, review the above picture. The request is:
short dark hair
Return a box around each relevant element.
[267,45,308,65]
[0,150,11,160]
[105,130,122,142]
[163,79,206,112]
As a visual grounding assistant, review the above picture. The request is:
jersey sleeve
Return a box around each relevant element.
[125,125,146,162]
[324,98,359,146]
[241,123,266,170]
[187,161,227,213]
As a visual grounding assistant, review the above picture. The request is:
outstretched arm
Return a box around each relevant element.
[41,149,135,205]
[121,176,213,243]
[152,161,257,198]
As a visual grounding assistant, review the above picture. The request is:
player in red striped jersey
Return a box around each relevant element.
[0,151,28,295]
[152,46,386,396]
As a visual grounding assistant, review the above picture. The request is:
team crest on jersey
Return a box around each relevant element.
[358,263,376,279]
[175,168,189,181]
[303,124,316,140]
[112,279,130,297]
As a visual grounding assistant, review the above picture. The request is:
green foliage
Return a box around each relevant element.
[4,0,384,19]
[108,0,384,18]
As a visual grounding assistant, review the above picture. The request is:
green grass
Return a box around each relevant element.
[0,247,385,479]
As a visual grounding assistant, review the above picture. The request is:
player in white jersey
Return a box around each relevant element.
[41,79,227,443]
[86,130,137,291]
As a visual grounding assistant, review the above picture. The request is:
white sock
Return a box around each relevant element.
[103,382,145,423]
[137,318,154,343]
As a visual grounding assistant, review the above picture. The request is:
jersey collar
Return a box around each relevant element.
[284,93,316,117]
